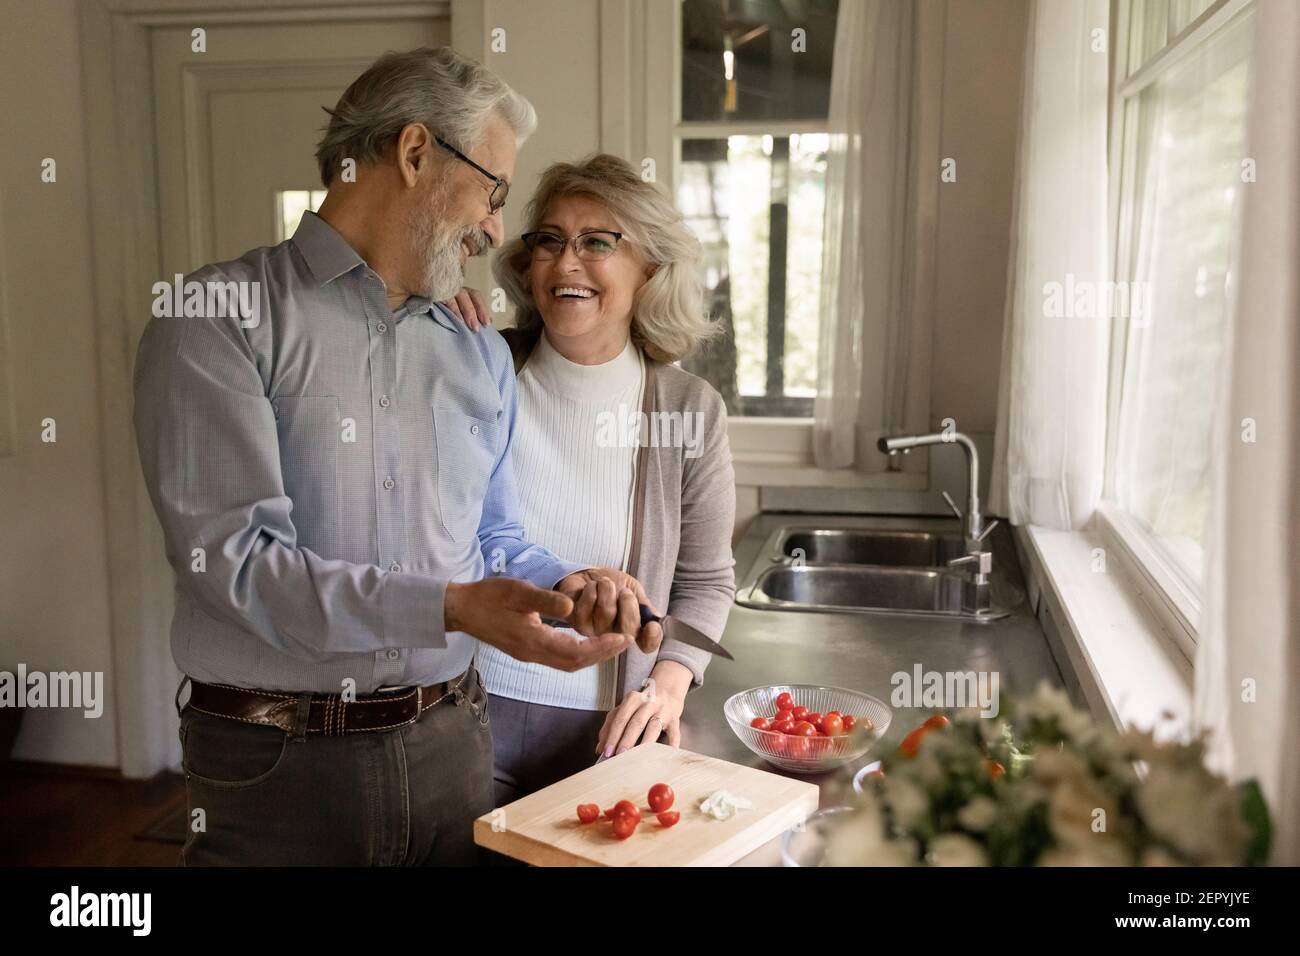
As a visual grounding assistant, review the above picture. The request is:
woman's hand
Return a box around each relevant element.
[441,286,491,331]
[595,660,693,759]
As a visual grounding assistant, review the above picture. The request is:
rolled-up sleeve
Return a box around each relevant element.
[133,309,451,662]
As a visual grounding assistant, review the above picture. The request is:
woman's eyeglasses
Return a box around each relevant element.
[521,230,624,261]
[435,135,509,214]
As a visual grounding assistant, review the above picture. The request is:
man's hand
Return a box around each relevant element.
[444,579,632,672]
[555,568,663,655]
[441,286,491,331]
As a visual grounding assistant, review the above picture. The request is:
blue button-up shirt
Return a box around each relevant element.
[132,211,581,693]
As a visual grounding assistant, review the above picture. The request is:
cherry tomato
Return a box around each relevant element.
[821,713,845,737]
[647,783,674,813]
[751,717,770,730]
[657,811,681,828]
[790,705,809,720]
[770,719,796,735]
[898,728,927,758]
[787,737,811,760]
[612,799,641,822]
[603,807,617,819]
[791,721,817,737]
[577,803,600,824]
[804,712,823,727]
[842,714,857,731]
[611,814,638,839]
[985,759,1006,780]
[774,708,794,723]
[775,691,795,711]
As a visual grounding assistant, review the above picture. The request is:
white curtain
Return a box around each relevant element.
[1195,0,1300,867]
[813,0,918,470]
[987,0,1110,529]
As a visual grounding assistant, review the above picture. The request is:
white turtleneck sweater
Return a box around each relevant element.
[474,332,645,711]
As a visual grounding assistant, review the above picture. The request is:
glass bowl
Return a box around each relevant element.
[724,684,892,774]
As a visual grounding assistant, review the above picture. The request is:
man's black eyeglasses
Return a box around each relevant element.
[435,136,509,214]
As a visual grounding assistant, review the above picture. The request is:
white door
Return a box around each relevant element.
[152,15,447,273]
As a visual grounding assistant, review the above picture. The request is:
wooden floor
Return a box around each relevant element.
[0,761,186,866]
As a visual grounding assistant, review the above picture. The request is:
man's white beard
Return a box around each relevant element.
[410,210,465,302]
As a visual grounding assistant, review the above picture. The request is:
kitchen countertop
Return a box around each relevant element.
[674,511,1066,866]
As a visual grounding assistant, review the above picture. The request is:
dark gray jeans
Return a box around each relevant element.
[177,666,494,866]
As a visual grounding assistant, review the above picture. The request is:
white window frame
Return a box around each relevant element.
[1102,0,1254,659]
[645,5,825,466]
[640,1,940,486]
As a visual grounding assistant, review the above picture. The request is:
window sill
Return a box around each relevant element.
[1014,522,1193,739]
[727,417,927,489]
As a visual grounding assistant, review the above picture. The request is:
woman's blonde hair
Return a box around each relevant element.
[492,153,716,362]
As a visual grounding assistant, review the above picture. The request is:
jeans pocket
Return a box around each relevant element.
[180,708,292,791]
[458,669,490,728]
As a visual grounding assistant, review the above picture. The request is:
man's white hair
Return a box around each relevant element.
[315,46,536,187]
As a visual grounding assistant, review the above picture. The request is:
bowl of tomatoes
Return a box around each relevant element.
[724,685,892,774]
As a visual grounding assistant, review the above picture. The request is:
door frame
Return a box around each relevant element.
[77,0,449,778]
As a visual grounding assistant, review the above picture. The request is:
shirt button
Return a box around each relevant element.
[377,322,388,334]
[387,648,400,661]
[379,395,391,408]
[383,476,396,490]
[470,424,480,435]
[389,561,402,573]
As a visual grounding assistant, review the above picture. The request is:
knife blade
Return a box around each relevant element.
[542,604,734,661]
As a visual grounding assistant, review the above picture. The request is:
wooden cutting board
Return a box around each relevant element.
[474,743,820,866]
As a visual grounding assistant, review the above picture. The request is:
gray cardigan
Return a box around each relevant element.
[503,328,737,699]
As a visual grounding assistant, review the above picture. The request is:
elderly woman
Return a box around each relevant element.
[449,153,736,806]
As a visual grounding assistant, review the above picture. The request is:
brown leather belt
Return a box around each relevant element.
[183,670,471,736]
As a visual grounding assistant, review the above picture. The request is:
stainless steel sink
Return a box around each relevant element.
[774,527,966,567]
[736,519,1015,622]
[736,563,1010,622]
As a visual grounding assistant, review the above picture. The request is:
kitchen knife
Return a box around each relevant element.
[542,604,734,661]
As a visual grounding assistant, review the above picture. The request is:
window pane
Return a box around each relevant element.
[681,0,839,123]
[1128,0,1170,71]
[276,189,327,243]
[1113,8,1254,588]
[1170,0,1217,36]
[678,134,826,416]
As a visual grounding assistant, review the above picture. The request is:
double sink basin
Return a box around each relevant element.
[734,518,1013,623]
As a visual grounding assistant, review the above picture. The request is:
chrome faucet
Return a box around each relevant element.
[877,431,1001,607]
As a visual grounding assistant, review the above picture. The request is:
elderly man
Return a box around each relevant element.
[132,47,659,866]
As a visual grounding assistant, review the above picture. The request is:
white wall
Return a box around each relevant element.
[931,0,1028,434]
[0,0,119,767]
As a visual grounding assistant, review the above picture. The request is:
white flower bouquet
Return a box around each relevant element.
[824,682,1271,866]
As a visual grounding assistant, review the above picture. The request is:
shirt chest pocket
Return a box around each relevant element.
[272,395,340,554]
[431,400,503,543]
